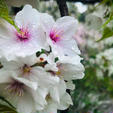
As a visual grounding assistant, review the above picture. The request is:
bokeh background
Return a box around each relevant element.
[4,0,113,113]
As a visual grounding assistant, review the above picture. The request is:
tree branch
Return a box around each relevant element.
[41,0,101,4]
[56,0,69,17]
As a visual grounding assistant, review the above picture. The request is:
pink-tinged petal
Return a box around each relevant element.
[44,16,79,57]
[0,5,49,60]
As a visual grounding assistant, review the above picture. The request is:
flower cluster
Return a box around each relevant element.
[0,5,84,113]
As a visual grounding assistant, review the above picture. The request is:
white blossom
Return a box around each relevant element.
[40,13,80,58]
[0,5,49,61]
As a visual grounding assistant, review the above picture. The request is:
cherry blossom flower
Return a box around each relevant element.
[0,5,49,61]
[56,55,85,81]
[40,13,80,58]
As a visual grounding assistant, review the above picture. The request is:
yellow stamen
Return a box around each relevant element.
[56,71,61,76]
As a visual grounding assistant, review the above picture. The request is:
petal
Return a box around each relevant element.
[57,39,80,56]
[29,87,48,110]
[50,86,60,103]
[58,55,82,65]
[60,63,85,81]
[13,76,38,90]
[40,13,55,34]
[31,67,59,87]
[15,5,40,28]
[39,102,57,113]
[1,58,21,70]
[0,19,14,38]
[66,81,75,90]
[57,80,66,97]
[50,80,66,103]
[0,70,12,83]
[36,26,50,51]
[17,55,37,66]
[17,93,34,113]
[45,64,58,72]
[56,16,78,39]
[58,93,73,110]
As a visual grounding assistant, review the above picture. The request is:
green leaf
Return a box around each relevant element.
[97,27,113,41]
[0,0,19,32]
[0,104,18,113]
[102,15,113,28]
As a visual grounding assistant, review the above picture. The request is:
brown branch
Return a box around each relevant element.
[56,0,69,17]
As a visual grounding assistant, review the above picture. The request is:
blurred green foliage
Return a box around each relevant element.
[98,0,113,41]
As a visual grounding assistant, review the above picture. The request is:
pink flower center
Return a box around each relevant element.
[16,28,30,42]
[49,30,61,43]
[5,80,24,96]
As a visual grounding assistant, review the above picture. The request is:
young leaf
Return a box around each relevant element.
[0,0,19,31]
[102,15,113,28]
[97,27,113,41]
